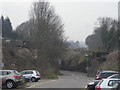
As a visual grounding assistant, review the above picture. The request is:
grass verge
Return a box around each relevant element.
[42,72,63,79]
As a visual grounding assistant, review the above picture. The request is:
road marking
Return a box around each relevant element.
[27,80,57,88]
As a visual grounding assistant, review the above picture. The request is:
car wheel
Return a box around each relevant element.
[5,80,15,89]
[31,77,36,82]
[35,79,38,82]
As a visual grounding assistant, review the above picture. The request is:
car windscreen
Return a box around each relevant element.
[14,71,21,75]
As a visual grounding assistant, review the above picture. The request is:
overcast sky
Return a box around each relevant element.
[0,0,119,42]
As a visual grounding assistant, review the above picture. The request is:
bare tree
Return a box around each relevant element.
[14,0,68,73]
[85,17,118,52]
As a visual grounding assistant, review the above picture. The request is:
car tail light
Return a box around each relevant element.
[36,74,39,76]
[13,75,19,79]
[96,76,101,79]
[96,85,101,90]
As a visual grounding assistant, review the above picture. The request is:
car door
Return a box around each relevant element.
[22,71,32,78]
[21,71,29,78]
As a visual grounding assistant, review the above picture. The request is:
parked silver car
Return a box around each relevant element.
[0,70,22,89]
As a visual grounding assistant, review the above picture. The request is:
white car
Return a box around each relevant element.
[20,70,41,82]
[95,78,120,90]
[107,74,120,79]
